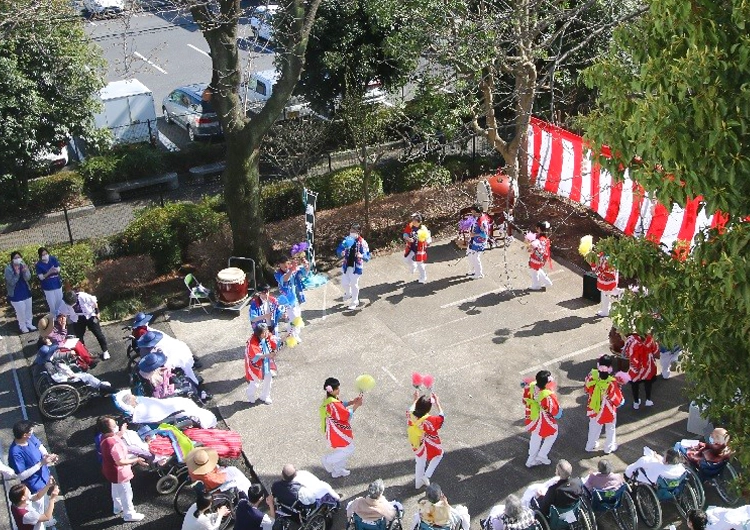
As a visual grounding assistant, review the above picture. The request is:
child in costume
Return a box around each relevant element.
[320,377,363,478]
[407,391,445,489]
[591,252,620,317]
[248,284,285,333]
[403,213,432,284]
[527,221,553,290]
[584,355,626,454]
[466,204,489,279]
[245,323,278,405]
[623,332,659,409]
[275,256,308,343]
[522,370,560,468]
[336,223,371,310]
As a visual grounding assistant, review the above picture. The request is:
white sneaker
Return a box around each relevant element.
[418,279,427,284]
[525,459,540,468]
[536,457,551,465]
[422,477,430,487]
[101,351,111,360]
[645,399,654,407]
[604,445,618,454]
[472,274,485,279]
[585,442,601,452]
[27,324,37,331]
[332,469,351,478]
[348,303,359,310]
[662,369,671,380]
[124,513,145,522]
[596,311,609,317]
[343,294,352,300]
[262,397,273,405]
[20,326,29,334]
[633,400,641,410]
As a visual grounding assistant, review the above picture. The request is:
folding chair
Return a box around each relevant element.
[184,273,212,313]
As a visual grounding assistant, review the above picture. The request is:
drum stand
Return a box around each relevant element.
[212,256,257,314]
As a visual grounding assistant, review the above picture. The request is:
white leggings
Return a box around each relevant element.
[10,297,33,331]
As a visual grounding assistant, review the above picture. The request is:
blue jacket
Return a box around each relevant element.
[337,236,370,275]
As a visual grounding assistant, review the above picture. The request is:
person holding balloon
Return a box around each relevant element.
[248,284,285,333]
[274,256,308,344]
[403,213,432,284]
[320,376,370,478]
[408,373,445,489]
[245,323,278,405]
[336,223,371,311]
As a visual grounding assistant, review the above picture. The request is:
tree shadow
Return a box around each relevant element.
[556,297,598,311]
[514,315,599,338]
[423,241,466,265]
[386,275,475,303]
[458,289,530,314]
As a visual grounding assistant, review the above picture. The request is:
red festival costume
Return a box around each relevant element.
[523,382,560,467]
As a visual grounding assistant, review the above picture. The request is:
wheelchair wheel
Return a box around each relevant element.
[613,491,638,530]
[685,467,706,508]
[212,490,236,530]
[633,485,661,529]
[533,510,551,530]
[576,501,596,530]
[303,513,327,530]
[174,480,198,515]
[675,482,699,518]
[156,473,180,495]
[39,384,81,419]
[389,518,403,530]
[35,374,54,398]
[714,461,740,506]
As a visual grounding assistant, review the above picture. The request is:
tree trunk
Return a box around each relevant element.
[361,144,371,234]
[222,131,268,275]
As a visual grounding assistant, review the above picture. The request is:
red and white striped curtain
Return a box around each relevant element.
[527,117,725,250]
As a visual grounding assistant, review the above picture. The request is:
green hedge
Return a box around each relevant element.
[79,144,167,192]
[261,181,303,222]
[311,166,384,209]
[26,171,85,212]
[393,161,452,193]
[119,198,227,273]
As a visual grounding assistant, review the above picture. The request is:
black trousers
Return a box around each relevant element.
[631,377,654,403]
[74,315,108,353]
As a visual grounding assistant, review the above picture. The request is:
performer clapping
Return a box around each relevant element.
[407,391,445,489]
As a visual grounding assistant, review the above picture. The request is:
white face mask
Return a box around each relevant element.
[41,255,49,263]
[12,258,22,265]
[349,232,358,238]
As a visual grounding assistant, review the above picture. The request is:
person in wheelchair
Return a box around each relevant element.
[682,428,732,465]
[137,329,201,387]
[533,460,585,517]
[136,350,208,404]
[38,312,98,370]
[346,478,400,524]
[485,494,537,530]
[414,483,470,530]
[271,464,340,519]
[625,447,686,484]
[584,459,624,492]
[36,344,113,394]
[185,447,252,494]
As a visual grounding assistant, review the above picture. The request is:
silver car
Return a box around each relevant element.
[162,84,222,141]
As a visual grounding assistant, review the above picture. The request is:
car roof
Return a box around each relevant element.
[255,4,279,14]
[178,83,209,99]
[251,70,279,84]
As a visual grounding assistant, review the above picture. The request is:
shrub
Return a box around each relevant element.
[116,144,167,180]
[119,198,227,273]
[261,181,303,222]
[78,152,121,191]
[26,171,85,212]
[395,161,452,193]
[318,166,383,209]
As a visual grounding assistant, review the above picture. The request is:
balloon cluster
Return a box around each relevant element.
[458,217,475,232]
[411,372,435,391]
[342,236,356,249]
[355,374,377,393]
[291,242,309,257]
[578,235,594,257]
[285,336,298,348]
[417,226,431,243]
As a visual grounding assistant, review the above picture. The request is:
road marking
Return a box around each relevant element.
[157,131,179,152]
[188,44,211,58]
[402,315,473,337]
[133,51,167,74]
[440,287,508,309]
[519,339,611,375]
[9,350,29,420]
[381,366,399,384]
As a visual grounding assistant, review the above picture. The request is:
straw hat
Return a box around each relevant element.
[37,314,55,338]
[185,448,219,476]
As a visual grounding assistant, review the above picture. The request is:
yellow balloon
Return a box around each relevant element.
[292,316,305,328]
[578,235,594,257]
[417,226,430,242]
[355,374,376,392]
[285,336,298,348]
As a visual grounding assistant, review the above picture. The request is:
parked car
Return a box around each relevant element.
[249,4,277,43]
[83,0,124,15]
[36,144,70,173]
[242,69,323,121]
[162,84,222,141]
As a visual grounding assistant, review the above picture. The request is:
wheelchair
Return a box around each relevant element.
[174,480,238,530]
[274,495,340,530]
[675,445,740,507]
[628,468,701,529]
[413,520,461,530]
[32,363,106,419]
[130,364,207,406]
[480,512,544,530]
[587,484,637,530]
[532,498,595,530]
[348,507,403,530]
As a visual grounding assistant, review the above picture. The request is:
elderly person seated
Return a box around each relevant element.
[347,479,400,523]
[534,460,585,516]
[271,464,340,514]
[485,494,536,530]
[36,344,112,393]
[185,447,251,494]
[414,483,470,530]
[625,447,686,484]
[38,312,97,370]
[680,428,732,465]
[138,351,178,399]
[114,390,217,428]
[584,459,625,492]
[137,328,200,385]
